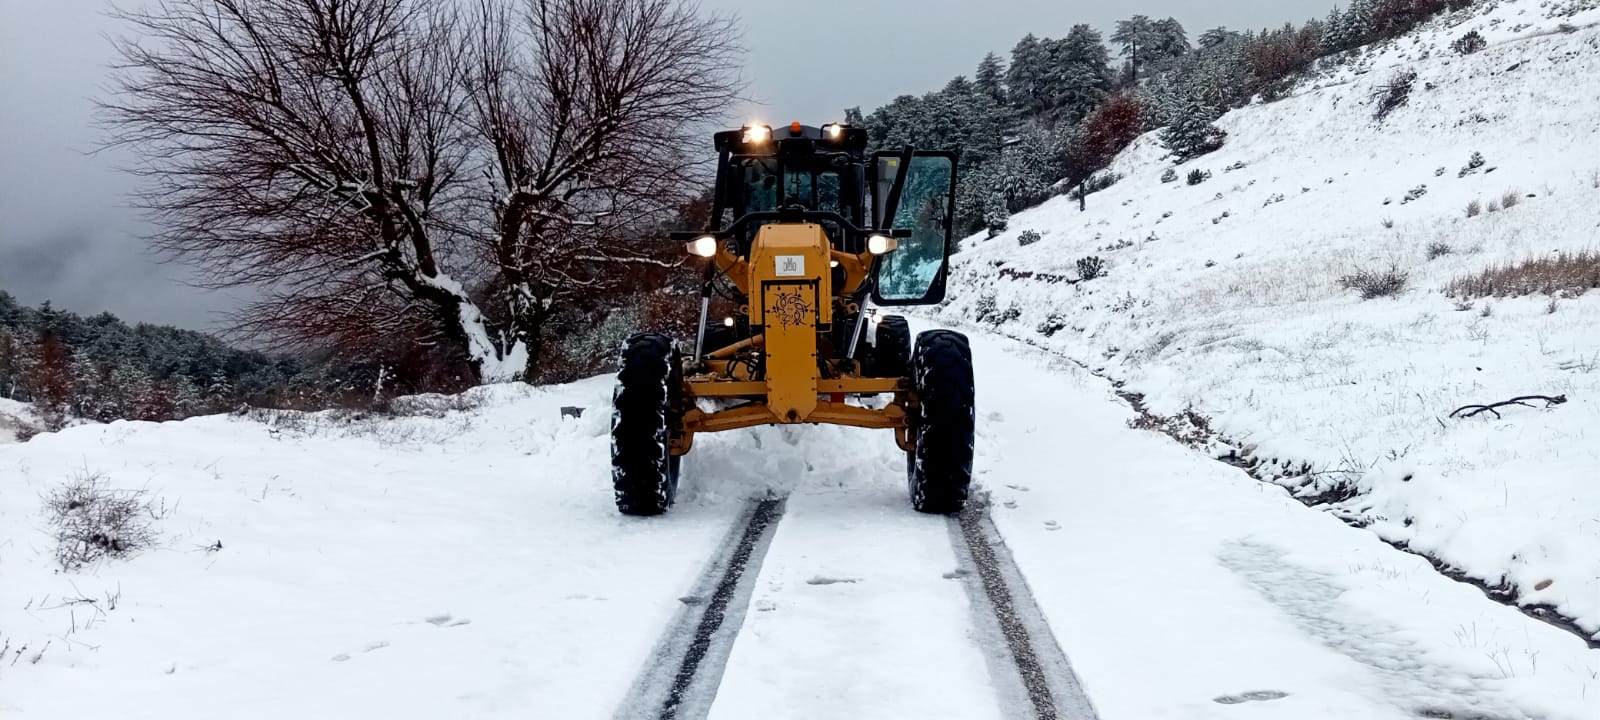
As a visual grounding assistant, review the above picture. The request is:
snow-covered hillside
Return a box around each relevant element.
[942,0,1600,641]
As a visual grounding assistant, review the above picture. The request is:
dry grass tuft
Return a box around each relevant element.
[1340,265,1410,299]
[1445,250,1600,299]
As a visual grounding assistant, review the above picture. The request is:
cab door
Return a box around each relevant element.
[870,151,959,306]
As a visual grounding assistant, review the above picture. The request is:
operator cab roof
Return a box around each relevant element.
[714,122,869,156]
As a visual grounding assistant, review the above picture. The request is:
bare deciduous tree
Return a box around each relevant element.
[102,0,741,383]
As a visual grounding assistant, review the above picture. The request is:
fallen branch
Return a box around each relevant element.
[1449,394,1568,419]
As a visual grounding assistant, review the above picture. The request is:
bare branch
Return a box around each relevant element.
[1449,394,1569,419]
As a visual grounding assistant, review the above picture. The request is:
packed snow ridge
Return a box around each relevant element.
[940,0,1600,641]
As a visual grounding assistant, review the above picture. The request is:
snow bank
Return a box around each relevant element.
[0,398,36,445]
[942,0,1600,639]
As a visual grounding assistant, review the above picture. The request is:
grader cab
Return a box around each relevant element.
[610,122,974,515]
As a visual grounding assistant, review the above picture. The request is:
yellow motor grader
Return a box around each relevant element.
[611,122,972,515]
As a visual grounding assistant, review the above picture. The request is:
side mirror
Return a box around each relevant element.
[870,151,958,306]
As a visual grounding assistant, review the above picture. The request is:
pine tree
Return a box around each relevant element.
[975,52,1007,105]
[172,375,202,416]
[997,124,1056,212]
[1321,6,1349,53]
[1198,26,1234,50]
[955,162,1002,236]
[1151,18,1191,66]
[1189,38,1249,113]
[1007,34,1051,116]
[1112,15,1156,84]
[206,369,234,412]
[1136,73,1184,130]
[1161,100,1227,162]
[1346,0,1378,43]
[982,193,1009,237]
[71,355,107,421]
[1046,25,1112,124]
[0,326,17,399]
[1056,123,1093,211]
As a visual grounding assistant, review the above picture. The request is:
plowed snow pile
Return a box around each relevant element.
[0,398,34,445]
[940,0,1600,641]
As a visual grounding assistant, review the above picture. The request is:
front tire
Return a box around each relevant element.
[907,330,974,514]
[611,333,683,516]
[866,315,911,378]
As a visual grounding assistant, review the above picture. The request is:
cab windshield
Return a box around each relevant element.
[736,158,842,215]
[734,157,848,245]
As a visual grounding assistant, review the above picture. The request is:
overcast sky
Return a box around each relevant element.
[0,0,1334,331]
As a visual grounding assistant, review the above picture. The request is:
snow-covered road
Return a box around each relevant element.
[959,326,1596,719]
[2,325,1596,718]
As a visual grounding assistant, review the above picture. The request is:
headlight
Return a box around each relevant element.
[742,124,772,144]
[722,316,735,327]
[685,235,717,257]
[823,123,845,139]
[867,234,898,255]
[869,312,883,325]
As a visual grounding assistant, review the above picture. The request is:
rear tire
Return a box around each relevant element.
[611,333,683,516]
[865,315,910,378]
[907,330,974,514]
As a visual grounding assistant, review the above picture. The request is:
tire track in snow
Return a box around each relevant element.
[949,498,1099,720]
[613,497,786,720]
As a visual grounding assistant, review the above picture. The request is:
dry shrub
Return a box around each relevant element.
[1128,406,1216,450]
[1451,30,1487,54]
[1340,265,1410,299]
[1501,190,1521,209]
[1487,198,1502,213]
[1465,199,1481,217]
[1077,256,1106,280]
[1445,250,1600,299]
[47,473,164,571]
[1426,241,1454,260]
[1372,69,1417,121]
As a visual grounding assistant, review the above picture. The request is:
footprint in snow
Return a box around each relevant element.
[1213,690,1289,704]
[1006,484,1031,492]
[332,641,390,662]
[1002,500,1018,509]
[942,569,972,580]
[805,576,860,586]
[1043,520,1060,531]
[425,614,471,627]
